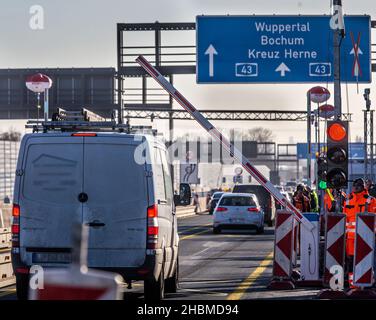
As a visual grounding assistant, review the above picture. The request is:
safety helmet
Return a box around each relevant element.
[353,178,365,188]
[297,184,304,192]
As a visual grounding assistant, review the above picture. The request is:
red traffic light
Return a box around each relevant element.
[327,122,347,141]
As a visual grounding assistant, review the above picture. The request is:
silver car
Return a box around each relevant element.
[213,193,264,234]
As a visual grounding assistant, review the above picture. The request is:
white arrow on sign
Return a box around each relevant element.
[350,45,363,56]
[350,45,363,77]
[205,44,218,77]
[275,62,291,77]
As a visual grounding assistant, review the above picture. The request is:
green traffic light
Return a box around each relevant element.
[319,180,327,190]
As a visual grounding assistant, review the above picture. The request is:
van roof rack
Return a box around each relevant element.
[26,108,158,136]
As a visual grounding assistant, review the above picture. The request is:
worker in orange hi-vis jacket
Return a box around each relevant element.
[343,178,376,287]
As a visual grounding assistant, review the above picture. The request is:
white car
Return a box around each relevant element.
[213,193,264,234]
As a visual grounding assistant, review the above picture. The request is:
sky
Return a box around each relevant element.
[0,0,375,144]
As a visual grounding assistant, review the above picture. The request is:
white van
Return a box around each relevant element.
[11,131,179,301]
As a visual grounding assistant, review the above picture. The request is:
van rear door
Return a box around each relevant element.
[19,136,84,264]
[82,136,148,268]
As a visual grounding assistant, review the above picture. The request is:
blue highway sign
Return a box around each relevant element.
[196,15,371,83]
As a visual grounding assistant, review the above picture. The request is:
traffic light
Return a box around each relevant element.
[317,155,328,190]
[326,120,349,189]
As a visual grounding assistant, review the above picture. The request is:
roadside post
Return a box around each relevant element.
[29,224,124,300]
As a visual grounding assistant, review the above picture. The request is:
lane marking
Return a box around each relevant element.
[179,287,228,297]
[179,223,212,235]
[181,279,242,285]
[227,251,274,300]
[180,229,211,241]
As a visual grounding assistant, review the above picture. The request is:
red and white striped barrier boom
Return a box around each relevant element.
[136,55,314,231]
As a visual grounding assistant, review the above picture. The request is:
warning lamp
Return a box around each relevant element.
[317,156,328,190]
[319,180,328,190]
[327,123,347,141]
[326,120,349,189]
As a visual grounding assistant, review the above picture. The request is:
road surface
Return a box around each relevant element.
[0,213,319,300]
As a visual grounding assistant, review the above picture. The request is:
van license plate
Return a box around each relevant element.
[32,253,71,264]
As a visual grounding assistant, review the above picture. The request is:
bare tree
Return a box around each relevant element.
[243,127,275,142]
[0,128,21,141]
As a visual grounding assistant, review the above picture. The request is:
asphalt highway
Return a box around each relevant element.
[0,213,319,300]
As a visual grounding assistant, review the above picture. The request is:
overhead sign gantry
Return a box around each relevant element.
[196,15,371,83]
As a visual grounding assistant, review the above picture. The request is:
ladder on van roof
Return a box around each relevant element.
[25,108,159,136]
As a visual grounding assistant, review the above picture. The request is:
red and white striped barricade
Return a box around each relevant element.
[268,210,295,290]
[318,213,347,299]
[29,264,124,300]
[347,213,376,299]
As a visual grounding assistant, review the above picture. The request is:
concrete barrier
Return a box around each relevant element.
[176,196,208,219]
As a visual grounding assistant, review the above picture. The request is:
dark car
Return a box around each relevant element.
[232,184,276,227]
[208,192,226,214]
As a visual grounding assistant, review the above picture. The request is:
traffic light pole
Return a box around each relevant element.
[333,29,343,119]
[307,92,312,188]
[332,1,346,214]
[364,109,369,179]
[332,0,345,119]
[371,111,374,180]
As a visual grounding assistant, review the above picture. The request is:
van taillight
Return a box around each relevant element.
[11,204,20,249]
[147,205,159,249]
[12,204,20,217]
[147,204,158,218]
[11,225,20,234]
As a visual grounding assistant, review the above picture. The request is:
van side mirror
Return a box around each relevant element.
[179,183,191,205]
[174,183,192,207]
